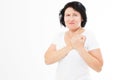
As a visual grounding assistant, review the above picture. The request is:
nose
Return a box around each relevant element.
[69,16,74,21]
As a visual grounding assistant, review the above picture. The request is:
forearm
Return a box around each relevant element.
[77,48,102,72]
[45,45,72,65]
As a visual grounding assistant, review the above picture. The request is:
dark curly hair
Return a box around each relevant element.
[59,1,87,27]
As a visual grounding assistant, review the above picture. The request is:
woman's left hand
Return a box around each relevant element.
[71,35,86,50]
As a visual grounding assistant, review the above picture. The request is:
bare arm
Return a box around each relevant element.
[44,44,72,65]
[71,35,103,72]
[77,48,103,72]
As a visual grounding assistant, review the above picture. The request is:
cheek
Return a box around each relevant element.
[64,18,69,24]
[64,17,68,21]
[76,18,82,24]
[77,17,82,21]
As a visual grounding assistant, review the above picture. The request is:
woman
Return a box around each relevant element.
[44,1,103,80]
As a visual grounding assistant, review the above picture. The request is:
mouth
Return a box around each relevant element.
[69,22,75,24]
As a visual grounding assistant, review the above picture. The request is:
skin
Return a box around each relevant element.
[44,7,103,72]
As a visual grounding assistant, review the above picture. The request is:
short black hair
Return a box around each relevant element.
[59,1,87,27]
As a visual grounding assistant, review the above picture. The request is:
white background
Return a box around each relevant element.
[0,0,120,80]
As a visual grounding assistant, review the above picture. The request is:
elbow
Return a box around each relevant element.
[95,62,103,72]
[96,67,102,72]
[44,54,51,65]
[44,59,52,65]
[44,56,54,65]
[45,58,57,65]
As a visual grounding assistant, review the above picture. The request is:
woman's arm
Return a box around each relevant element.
[71,35,103,72]
[44,44,72,65]
[77,48,103,72]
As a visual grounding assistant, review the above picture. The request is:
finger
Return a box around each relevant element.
[82,36,86,42]
[79,35,86,42]
[82,36,86,40]
[79,35,84,39]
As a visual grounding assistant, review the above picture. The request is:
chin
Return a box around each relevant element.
[70,27,79,30]
[69,28,77,31]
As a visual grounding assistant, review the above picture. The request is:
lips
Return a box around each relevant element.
[69,22,75,24]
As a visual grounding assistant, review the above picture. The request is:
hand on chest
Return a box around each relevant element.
[64,31,86,50]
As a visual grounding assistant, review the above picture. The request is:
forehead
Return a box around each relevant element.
[65,7,79,14]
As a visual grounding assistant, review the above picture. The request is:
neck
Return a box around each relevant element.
[67,27,84,37]
[69,27,82,34]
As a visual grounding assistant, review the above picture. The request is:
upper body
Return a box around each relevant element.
[44,1,103,80]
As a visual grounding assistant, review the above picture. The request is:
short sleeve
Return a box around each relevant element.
[85,31,99,51]
[51,32,64,45]
[52,34,59,45]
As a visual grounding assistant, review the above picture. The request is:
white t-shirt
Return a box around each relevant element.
[52,30,99,80]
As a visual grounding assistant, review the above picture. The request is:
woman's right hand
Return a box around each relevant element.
[64,32,73,50]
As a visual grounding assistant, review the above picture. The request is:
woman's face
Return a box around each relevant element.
[64,7,82,31]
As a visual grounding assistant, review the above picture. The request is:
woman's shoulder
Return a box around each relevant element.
[51,31,65,45]
[53,31,65,39]
[82,29,94,36]
[82,29,98,41]
[57,31,65,36]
